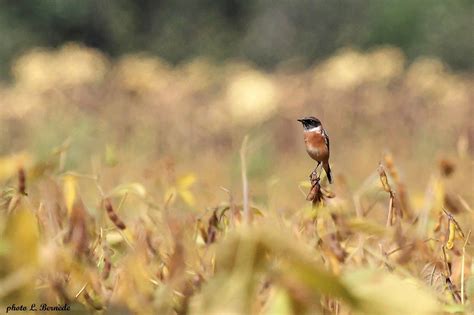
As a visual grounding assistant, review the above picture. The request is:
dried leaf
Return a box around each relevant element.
[3,207,39,269]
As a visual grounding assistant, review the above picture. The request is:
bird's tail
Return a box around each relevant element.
[323,162,333,184]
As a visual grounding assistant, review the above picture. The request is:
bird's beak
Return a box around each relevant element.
[297,118,304,123]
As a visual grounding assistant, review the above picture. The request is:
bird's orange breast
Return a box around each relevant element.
[303,131,329,161]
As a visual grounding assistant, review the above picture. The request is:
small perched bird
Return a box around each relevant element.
[297,116,333,183]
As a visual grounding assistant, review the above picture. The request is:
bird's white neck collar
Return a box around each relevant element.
[305,126,322,132]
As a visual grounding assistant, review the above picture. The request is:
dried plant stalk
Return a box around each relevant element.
[461,230,471,304]
[240,136,250,224]
[377,163,392,194]
[378,163,397,226]
[384,153,412,219]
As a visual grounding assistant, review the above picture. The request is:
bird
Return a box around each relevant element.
[297,116,333,184]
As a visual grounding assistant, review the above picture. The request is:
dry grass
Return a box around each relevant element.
[0,43,473,314]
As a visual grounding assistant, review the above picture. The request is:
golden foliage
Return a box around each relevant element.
[0,43,472,314]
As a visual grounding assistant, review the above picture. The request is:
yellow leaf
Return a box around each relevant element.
[177,173,197,189]
[264,287,293,315]
[343,269,440,315]
[63,174,77,215]
[179,190,196,207]
[3,207,39,269]
[2,207,39,303]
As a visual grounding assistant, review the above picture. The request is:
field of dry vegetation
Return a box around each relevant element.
[0,43,473,314]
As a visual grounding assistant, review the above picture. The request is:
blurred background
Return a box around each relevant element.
[0,0,472,208]
[1,0,474,75]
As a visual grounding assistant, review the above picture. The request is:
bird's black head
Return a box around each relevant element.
[297,116,321,130]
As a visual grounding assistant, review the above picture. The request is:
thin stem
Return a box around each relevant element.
[240,135,250,224]
[461,230,471,304]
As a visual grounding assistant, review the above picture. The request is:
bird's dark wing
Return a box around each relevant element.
[322,128,330,151]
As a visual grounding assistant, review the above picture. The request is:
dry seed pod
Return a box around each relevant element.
[18,167,26,195]
[206,209,219,244]
[446,219,455,250]
[104,198,126,230]
[102,257,111,280]
[197,219,208,244]
[51,277,71,303]
[377,163,392,194]
[158,264,168,281]
[168,238,185,279]
[384,153,400,183]
[387,195,395,226]
[145,231,159,256]
[325,233,347,263]
[102,247,112,280]
[67,199,90,256]
[307,173,324,204]
[306,182,319,201]
[445,277,462,303]
[443,208,465,240]
[83,291,103,310]
[439,158,455,178]
[308,181,324,205]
